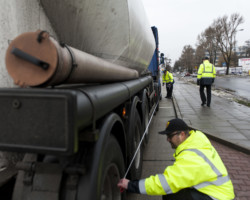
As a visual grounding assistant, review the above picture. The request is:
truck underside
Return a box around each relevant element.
[0,75,161,199]
[0,1,161,198]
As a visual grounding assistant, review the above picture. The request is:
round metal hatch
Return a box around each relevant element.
[5,30,58,87]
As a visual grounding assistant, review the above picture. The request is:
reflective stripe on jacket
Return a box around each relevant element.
[138,130,235,200]
[162,71,174,83]
[197,60,216,81]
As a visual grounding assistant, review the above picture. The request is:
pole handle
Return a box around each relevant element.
[11,47,49,70]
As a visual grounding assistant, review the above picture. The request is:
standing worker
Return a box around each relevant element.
[118,118,235,200]
[162,70,174,99]
[160,53,166,75]
[197,57,216,107]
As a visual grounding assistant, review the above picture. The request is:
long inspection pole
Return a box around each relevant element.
[123,100,159,178]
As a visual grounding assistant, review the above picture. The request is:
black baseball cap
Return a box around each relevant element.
[159,118,189,135]
[202,56,209,61]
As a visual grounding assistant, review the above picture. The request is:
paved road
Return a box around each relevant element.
[214,76,250,100]
[188,75,250,100]
[127,79,250,200]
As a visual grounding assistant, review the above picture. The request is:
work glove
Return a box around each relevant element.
[197,80,200,85]
[162,83,165,86]
[212,78,214,83]
[166,83,171,88]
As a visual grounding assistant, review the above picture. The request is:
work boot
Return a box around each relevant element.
[201,102,206,106]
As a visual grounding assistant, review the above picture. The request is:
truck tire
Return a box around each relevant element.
[159,84,162,100]
[100,135,125,200]
[76,113,127,200]
[153,83,160,113]
[141,93,150,146]
[101,136,125,200]
[76,135,125,200]
[127,109,143,180]
[156,86,160,112]
[156,98,159,112]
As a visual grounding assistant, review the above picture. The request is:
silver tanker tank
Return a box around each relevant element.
[40,0,155,75]
[5,0,156,87]
[5,31,140,87]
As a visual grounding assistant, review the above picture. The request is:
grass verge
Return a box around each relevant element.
[234,98,250,107]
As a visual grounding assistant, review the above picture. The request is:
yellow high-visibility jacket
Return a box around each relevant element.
[138,130,235,200]
[197,60,216,85]
[162,71,174,84]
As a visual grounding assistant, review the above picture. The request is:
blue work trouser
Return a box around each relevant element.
[166,83,173,98]
[199,85,211,106]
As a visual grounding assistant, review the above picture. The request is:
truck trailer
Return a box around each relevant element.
[0,0,161,199]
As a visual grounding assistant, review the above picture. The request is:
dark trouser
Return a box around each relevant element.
[162,188,213,200]
[199,85,211,106]
[166,84,173,98]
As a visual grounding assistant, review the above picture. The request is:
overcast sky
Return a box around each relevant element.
[141,0,250,64]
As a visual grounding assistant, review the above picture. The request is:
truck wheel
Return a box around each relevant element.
[142,95,150,146]
[159,86,162,100]
[156,99,159,112]
[153,83,160,113]
[156,86,160,112]
[127,110,143,180]
[100,135,125,200]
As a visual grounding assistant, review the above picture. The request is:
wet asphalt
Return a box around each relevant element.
[214,76,250,100]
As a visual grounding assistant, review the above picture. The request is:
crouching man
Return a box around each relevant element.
[118,118,235,200]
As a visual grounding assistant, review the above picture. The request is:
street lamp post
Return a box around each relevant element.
[234,29,244,67]
[205,35,217,66]
[234,29,244,52]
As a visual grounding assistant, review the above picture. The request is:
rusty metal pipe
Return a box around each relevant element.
[5,31,139,87]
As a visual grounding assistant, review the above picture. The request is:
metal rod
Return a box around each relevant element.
[123,100,159,178]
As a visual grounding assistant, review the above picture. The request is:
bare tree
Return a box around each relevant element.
[195,45,206,69]
[179,45,195,73]
[245,40,250,57]
[197,26,218,65]
[212,13,244,74]
[216,54,225,67]
[173,60,182,72]
[231,52,238,66]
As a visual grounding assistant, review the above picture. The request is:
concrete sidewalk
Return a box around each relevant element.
[173,78,250,199]
[173,78,250,154]
[128,78,250,200]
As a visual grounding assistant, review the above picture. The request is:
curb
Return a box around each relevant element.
[203,131,250,155]
[172,94,182,119]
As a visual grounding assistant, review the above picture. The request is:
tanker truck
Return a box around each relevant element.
[0,0,161,199]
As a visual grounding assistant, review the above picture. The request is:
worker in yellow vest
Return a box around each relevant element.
[197,57,216,107]
[162,70,174,99]
[118,118,235,200]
